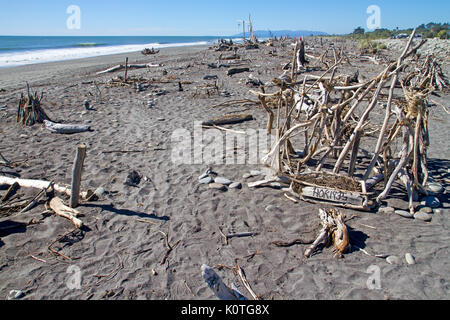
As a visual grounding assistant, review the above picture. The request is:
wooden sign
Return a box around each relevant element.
[301,186,364,206]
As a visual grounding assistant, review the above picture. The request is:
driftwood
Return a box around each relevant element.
[0,176,90,200]
[141,48,160,55]
[227,67,250,76]
[96,63,161,75]
[70,144,87,208]
[44,120,91,134]
[17,85,51,126]
[1,182,19,203]
[49,197,83,228]
[246,30,442,214]
[305,208,350,258]
[202,114,254,127]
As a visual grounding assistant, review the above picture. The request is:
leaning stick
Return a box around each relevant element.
[235,263,260,300]
[49,197,83,229]
[70,144,87,209]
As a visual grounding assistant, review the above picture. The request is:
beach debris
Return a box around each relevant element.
[247,30,444,215]
[201,265,247,300]
[17,85,52,126]
[96,62,161,75]
[158,230,180,265]
[70,144,87,208]
[227,67,250,77]
[1,182,20,203]
[124,170,141,187]
[203,75,218,80]
[0,176,90,200]
[141,48,160,56]
[44,120,92,134]
[84,100,91,111]
[405,253,416,265]
[193,82,220,97]
[202,114,254,127]
[305,208,351,258]
[49,197,83,229]
[7,290,24,300]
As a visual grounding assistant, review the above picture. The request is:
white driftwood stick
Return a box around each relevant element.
[44,120,91,134]
[0,176,89,199]
[201,265,241,300]
[70,144,87,208]
[96,63,160,75]
[49,197,83,229]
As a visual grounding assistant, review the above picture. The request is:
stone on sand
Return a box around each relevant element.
[199,177,213,184]
[395,210,414,219]
[229,182,242,189]
[414,211,432,222]
[386,256,400,265]
[214,177,232,185]
[405,253,416,265]
[378,206,395,214]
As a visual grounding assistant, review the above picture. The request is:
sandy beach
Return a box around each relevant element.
[0,38,449,301]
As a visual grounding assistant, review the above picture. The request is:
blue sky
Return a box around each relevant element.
[0,0,449,36]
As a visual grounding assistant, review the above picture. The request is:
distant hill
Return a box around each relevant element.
[232,30,328,38]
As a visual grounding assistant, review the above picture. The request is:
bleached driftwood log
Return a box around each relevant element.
[0,177,89,200]
[201,265,248,300]
[49,197,83,228]
[44,120,91,134]
[70,144,87,208]
[96,63,161,75]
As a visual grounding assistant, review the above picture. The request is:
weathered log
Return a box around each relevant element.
[202,114,254,127]
[96,63,160,75]
[44,120,91,134]
[49,197,83,229]
[227,67,250,76]
[0,176,89,200]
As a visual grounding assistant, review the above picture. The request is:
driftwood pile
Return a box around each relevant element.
[17,85,51,126]
[249,29,446,214]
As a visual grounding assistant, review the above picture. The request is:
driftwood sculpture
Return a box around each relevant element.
[17,85,51,126]
[249,29,443,214]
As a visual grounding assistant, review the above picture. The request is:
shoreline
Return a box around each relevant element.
[0,44,210,90]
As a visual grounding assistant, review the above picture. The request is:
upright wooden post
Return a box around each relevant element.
[70,144,87,208]
[124,57,129,82]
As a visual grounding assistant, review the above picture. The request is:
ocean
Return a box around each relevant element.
[0,36,222,68]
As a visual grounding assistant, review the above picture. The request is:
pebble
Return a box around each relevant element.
[378,206,395,214]
[414,211,432,222]
[405,253,416,265]
[199,168,212,180]
[395,210,414,219]
[265,205,281,213]
[386,256,400,265]
[229,182,242,189]
[426,182,444,195]
[434,209,443,214]
[209,183,227,191]
[214,177,232,185]
[7,290,24,300]
[199,177,213,185]
[250,170,263,176]
[419,207,433,214]
[270,182,282,189]
[243,173,253,179]
[421,196,441,209]
[124,170,141,187]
